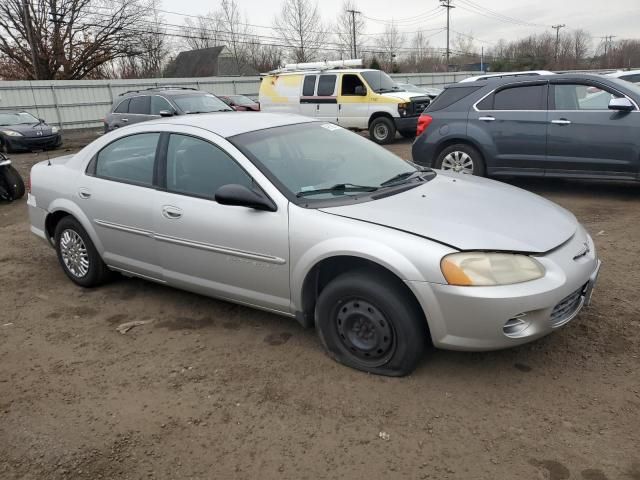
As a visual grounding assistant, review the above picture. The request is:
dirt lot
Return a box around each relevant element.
[1,133,639,480]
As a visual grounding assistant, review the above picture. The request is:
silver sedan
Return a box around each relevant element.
[28,113,601,376]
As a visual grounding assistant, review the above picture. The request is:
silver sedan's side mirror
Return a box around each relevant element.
[608,97,635,111]
[159,110,175,117]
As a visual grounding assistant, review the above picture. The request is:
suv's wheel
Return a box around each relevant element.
[1,165,25,200]
[315,270,428,376]
[369,117,396,144]
[435,143,485,176]
[54,216,111,287]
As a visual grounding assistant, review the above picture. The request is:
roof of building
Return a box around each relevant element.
[164,46,259,78]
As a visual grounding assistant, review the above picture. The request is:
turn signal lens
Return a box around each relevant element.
[416,114,432,137]
[441,252,545,286]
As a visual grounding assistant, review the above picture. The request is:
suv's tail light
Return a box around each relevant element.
[416,114,433,137]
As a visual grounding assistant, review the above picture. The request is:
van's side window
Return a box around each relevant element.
[303,75,317,96]
[317,75,337,96]
[341,74,366,96]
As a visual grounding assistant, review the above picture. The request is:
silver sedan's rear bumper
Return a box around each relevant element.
[410,228,600,351]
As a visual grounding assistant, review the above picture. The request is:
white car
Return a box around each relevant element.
[459,70,555,82]
[606,70,640,85]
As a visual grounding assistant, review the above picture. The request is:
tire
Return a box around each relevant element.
[369,116,396,144]
[435,143,485,176]
[1,165,25,200]
[315,270,428,376]
[54,216,111,287]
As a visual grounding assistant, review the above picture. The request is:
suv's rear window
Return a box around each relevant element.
[426,86,481,111]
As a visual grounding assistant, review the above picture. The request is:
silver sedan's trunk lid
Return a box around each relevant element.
[320,172,577,253]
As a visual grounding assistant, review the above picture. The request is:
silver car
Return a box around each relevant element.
[28,113,601,376]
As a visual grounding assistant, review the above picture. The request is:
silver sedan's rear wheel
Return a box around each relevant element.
[59,229,90,278]
[54,216,112,287]
[435,143,485,176]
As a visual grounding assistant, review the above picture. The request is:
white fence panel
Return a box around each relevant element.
[0,72,482,130]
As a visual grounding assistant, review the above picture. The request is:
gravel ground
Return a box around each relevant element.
[1,132,639,480]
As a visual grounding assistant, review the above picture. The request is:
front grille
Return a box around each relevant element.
[409,96,431,116]
[550,284,586,327]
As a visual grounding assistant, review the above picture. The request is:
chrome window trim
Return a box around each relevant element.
[474,80,640,112]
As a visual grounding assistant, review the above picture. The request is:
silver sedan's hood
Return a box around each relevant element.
[320,172,577,253]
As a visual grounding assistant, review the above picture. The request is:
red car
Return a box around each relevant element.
[219,95,260,111]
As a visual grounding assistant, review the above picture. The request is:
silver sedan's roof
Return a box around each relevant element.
[141,112,314,138]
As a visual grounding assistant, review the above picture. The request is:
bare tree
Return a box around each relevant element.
[246,39,283,72]
[116,0,170,78]
[572,29,591,68]
[335,0,365,58]
[220,0,250,74]
[375,21,405,71]
[274,0,324,63]
[183,13,224,51]
[0,0,149,80]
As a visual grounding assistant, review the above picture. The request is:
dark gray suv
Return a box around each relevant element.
[412,74,640,181]
[104,87,233,132]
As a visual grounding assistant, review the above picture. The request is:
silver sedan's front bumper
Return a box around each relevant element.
[410,228,600,351]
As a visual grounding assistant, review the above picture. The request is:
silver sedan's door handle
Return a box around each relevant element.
[121,118,129,123]
[78,189,91,199]
[478,116,495,121]
[162,205,183,219]
[551,119,572,125]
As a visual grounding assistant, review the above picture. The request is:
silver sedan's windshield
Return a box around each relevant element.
[231,122,423,201]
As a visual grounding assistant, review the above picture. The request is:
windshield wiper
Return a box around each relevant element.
[296,183,378,198]
[380,169,432,187]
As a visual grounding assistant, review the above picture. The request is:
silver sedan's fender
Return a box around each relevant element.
[288,206,455,312]
[46,197,105,254]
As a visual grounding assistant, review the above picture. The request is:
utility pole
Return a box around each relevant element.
[603,35,616,67]
[22,0,40,79]
[440,0,454,71]
[346,9,361,58]
[552,24,566,64]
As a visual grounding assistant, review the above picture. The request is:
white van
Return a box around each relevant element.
[259,61,433,144]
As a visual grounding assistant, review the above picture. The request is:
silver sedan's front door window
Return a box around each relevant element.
[154,134,291,313]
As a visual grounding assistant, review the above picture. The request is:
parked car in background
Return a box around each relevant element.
[413,74,640,181]
[394,83,442,98]
[219,95,260,111]
[104,87,233,132]
[259,60,433,144]
[459,70,554,83]
[0,111,62,153]
[28,113,600,376]
[606,69,640,85]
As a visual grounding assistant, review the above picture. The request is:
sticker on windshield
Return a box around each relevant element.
[320,123,341,131]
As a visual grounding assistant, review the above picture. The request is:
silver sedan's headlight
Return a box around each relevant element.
[51,126,60,134]
[1,130,23,137]
[441,252,545,286]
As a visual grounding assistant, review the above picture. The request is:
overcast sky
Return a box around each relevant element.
[161,0,640,53]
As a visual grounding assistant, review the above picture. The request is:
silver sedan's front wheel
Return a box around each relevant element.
[435,144,485,176]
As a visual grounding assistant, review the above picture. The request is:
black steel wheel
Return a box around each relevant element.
[316,269,428,376]
[335,298,396,368]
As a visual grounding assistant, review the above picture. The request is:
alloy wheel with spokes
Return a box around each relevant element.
[59,229,90,278]
[441,151,474,174]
